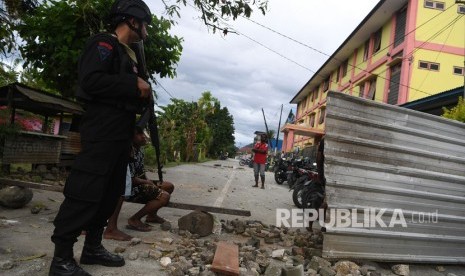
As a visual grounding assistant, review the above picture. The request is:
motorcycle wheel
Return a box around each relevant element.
[301,183,324,209]
[274,171,285,185]
[239,160,245,166]
[292,184,304,208]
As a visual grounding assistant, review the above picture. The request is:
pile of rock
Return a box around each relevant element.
[5,165,66,185]
[163,218,398,276]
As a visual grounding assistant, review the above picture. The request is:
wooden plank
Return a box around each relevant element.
[61,131,81,154]
[0,178,64,192]
[0,178,252,216]
[211,241,240,276]
[166,202,251,217]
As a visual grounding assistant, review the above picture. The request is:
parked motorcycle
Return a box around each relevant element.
[291,166,318,208]
[287,158,310,189]
[273,157,289,185]
[239,156,252,166]
[300,180,325,210]
[219,152,229,160]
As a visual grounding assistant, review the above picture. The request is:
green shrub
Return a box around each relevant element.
[442,97,465,123]
[143,145,156,167]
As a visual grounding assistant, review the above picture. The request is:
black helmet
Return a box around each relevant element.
[110,0,152,24]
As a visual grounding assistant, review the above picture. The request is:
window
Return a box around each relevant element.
[394,7,407,47]
[341,60,348,78]
[363,40,370,61]
[318,108,326,125]
[424,0,445,10]
[336,67,340,82]
[309,113,316,127]
[459,5,465,14]
[453,66,464,75]
[323,77,330,92]
[359,82,366,97]
[418,60,440,71]
[373,29,382,53]
[367,78,377,100]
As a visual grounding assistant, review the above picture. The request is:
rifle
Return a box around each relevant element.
[131,40,163,183]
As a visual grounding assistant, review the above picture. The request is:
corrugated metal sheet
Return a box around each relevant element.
[0,83,84,115]
[322,91,465,263]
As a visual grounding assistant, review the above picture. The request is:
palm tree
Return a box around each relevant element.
[266,129,276,144]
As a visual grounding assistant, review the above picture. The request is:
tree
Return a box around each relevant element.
[2,0,268,95]
[197,91,219,154]
[442,97,465,123]
[157,98,204,162]
[162,0,268,34]
[266,129,275,143]
[206,105,235,157]
[157,92,235,162]
[17,0,182,97]
[0,61,19,86]
[1,0,38,55]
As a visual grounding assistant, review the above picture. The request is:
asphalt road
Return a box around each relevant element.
[1,159,464,276]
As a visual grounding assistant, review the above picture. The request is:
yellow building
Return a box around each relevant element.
[282,0,465,152]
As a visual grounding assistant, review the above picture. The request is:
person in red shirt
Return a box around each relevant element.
[252,134,268,189]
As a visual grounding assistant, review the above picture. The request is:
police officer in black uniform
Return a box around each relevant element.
[49,0,152,275]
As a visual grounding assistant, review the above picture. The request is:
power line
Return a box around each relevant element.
[411,15,459,95]
[243,3,457,75]
[184,0,460,98]
[236,31,316,73]
[242,3,460,96]
[371,14,464,97]
[154,78,175,99]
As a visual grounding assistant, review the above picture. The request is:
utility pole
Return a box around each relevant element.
[457,1,465,98]
[261,108,269,146]
[275,104,283,152]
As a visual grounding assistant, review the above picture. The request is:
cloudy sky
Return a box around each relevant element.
[149,0,379,147]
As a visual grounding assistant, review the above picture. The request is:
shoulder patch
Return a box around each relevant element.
[98,41,113,50]
[97,42,113,61]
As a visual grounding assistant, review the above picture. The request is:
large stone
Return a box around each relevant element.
[264,264,282,276]
[319,266,336,276]
[0,186,33,209]
[161,221,172,231]
[0,260,15,270]
[199,271,216,276]
[255,253,270,269]
[271,249,285,259]
[178,211,214,237]
[246,237,260,248]
[282,265,304,276]
[391,264,409,276]
[232,219,246,234]
[308,256,331,271]
[359,265,377,276]
[334,260,360,275]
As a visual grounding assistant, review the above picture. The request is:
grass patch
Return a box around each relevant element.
[11,163,32,173]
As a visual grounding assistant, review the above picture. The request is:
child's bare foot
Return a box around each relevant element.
[103,228,133,241]
[127,218,152,232]
[145,215,166,224]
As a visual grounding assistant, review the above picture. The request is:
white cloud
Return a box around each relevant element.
[150,0,379,147]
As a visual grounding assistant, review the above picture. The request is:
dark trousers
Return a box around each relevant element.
[51,140,130,258]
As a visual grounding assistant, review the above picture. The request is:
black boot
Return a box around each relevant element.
[49,257,91,276]
[80,228,125,267]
